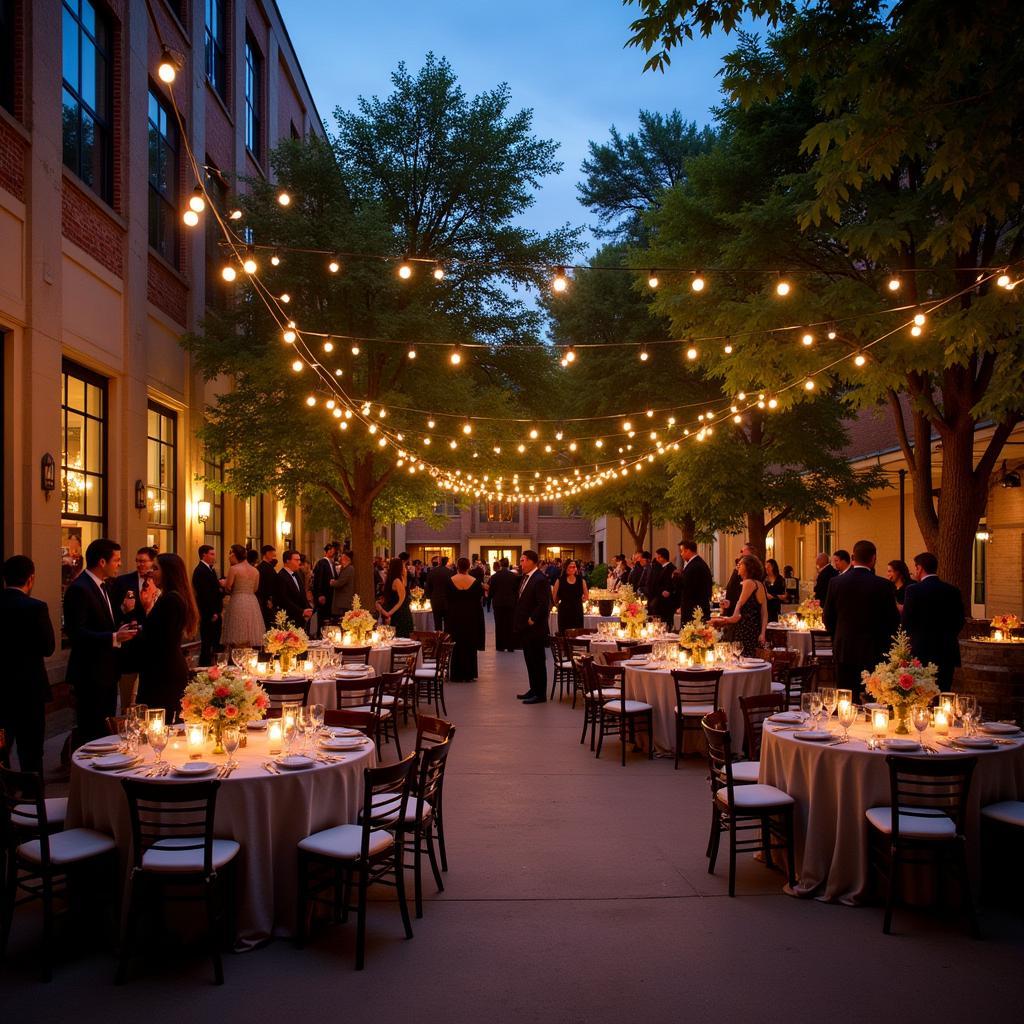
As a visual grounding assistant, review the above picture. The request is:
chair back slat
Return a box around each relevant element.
[390,645,420,673]
[361,754,417,846]
[885,755,977,836]
[701,710,737,798]
[262,678,313,709]
[335,645,372,666]
[671,669,722,709]
[738,691,786,760]
[323,708,375,735]
[411,631,444,659]
[415,737,453,813]
[121,779,221,875]
[416,715,455,751]
[335,677,377,709]
[590,662,625,709]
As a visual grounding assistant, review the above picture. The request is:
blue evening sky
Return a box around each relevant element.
[277,0,735,252]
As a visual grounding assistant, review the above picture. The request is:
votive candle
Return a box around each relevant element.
[871,708,889,737]
[187,723,206,759]
[934,709,949,735]
[268,720,283,754]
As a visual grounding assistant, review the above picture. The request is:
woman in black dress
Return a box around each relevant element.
[711,555,768,656]
[886,559,913,614]
[764,558,787,622]
[136,553,200,720]
[445,557,485,681]
[553,560,588,633]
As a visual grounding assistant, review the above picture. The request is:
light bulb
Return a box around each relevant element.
[282,329,296,343]
[911,324,923,337]
[334,368,343,377]
[565,347,576,363]
[189,187,206,213]
[320,340,332,354]
[767,397,778,409]
[854,353,866,366]
[427,418,436,429]
[997,273,1011,288]
[639,347,649,362]
[775,276,791,297]
[326,399,336,410]
[686,346,698,361]
[555,430,564,441]
[462,422,472,435]
[529,428,539,439]
[351,344,360,356]
[277,191,291,206]
[801,333,814,347]
[291,359,303,372]
[887,275,901,291]
[517,443,526,453]
[804,378,816,391]
[622,421,632,432]
[449,440,458,450]
[305,395,316,407]
[221,265,237,282]
[913,311,926,326]
[242,247,257,274]
[551,267,568,293]
[280,293,290,303]
[157,50,177,83]
[407,346,417,359]
[450,344,462,366]
[827,329,837,340]
[691,271,705,292]
[270,251,281,266]
[723,341,733,354]
[648,270,659,289]
[378,437,387,447]
[433,263,445,280]
[595,439,604,448]
[328,257,340,273]
[733,414,742,424]
[182,209,199,227]
[398,262,413,280]
[646,409,654,418]
[229,208,243,221]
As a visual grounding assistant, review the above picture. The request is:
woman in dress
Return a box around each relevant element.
[221,543,265,648]
[886,559,913,614]
[553,559,588,633]
[376,557,414,638]
[136,553,200,720]
[763,558,787,623]
[445,557,485,681]
[711,554,768,656]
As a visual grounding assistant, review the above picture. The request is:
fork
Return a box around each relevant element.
[262,760,280,775]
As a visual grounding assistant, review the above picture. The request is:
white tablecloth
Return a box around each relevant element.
[767,624,812,663]
[309,667,376,709]
[411,607,434,631]
[66,731,376,948]
[760,722,1024,904]
[623,662,772,755]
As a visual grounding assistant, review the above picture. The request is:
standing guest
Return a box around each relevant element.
[297,553,313,606]
[312,541,340,637]
[485,561,499,611]
[246,548,259,567]
[221,544,265,648]
[545,558,561,588]
[276,550,313,625]
[886,559,914,614]
[330,550,356,618]
[110,545,156,712]
[676,540,713,626]
[721,542,757,640]
[646,548,677,625]
[783,564,800,604]
[257,545,278,627]
[764,558,787,623]
[425,556,452,631]
[63,539,139,747]
[376,557,414,638]
[446,558,486,680]
[832,549,851,575]
[812,552,838,604]
[711,555,768,656]
[611,554,630,589]
[553,559,588,633]
[514,550,552,704]
[627,551,649,591]
[489,557,519,651]
[136,553,200,720]
[192,545,224,666]
[469,555,486,584]
[823,539,900,697]
[901,552,965,691]
[0,556,55,772]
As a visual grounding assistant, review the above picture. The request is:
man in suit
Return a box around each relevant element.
[63,538,139,748]
[901,551,966,690]
[676,539,713,627]
[823,539,900,696]
[330,550,356,617]
[192,545,224,665]
[813,552,838,604]
[647,547,677,624]
[425,556,452,630]
[489,557,519,652]
[276,549,313,625]
[832,549,851,575]
[1,556,56,772]
[257,544,278,627]
[311,541,340,637]
[514,550,552,704]
[627,551,647,590]
[109,545,155,711]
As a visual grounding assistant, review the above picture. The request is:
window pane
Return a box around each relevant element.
[86,382,102,417]
[80,0,95,36]
[80,32,95,107]
[62,89,79,172]
[62,7,79,89]
[79,109,96,187]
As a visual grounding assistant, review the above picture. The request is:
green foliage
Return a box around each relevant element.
[588,562,610,588]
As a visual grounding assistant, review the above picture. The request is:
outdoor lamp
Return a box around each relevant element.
[197,500,211,524]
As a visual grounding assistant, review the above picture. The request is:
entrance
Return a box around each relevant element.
[481,546,521,568]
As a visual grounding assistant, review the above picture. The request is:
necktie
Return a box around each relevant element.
[99,579,114,623]
[518,572,530,597]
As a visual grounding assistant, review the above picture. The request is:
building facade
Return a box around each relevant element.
[0,0,323,679]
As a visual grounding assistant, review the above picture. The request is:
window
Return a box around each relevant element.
[146,401,177,553]
[148,88,178,264]
[244,35,261,160]
[204,164,227,306]
[433,495,459,517]
[1,0,16,116]
[482,501,519,524]
[972,535,987,607]
[537,502,556,517]
[244,495,264,551]
[61,361,107,623]
[204,0,227,99]
[202,454,225,573]
[61,0,112,200]
[543,546,575,563]
[816,519,834,557]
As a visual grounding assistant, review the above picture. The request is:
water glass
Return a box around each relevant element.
[955,693,977,734]
[222,724,240,766]
[800,692,816,725]
[820,687,837,720]
[838,700,858,739]
[215,651,229,668]
[911,705,930,742]
[149,725,169,764]
[809,690,823,726]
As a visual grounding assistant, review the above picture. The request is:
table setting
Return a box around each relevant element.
[766,620,812,662]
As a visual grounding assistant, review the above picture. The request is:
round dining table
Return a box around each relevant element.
[760,720,1024,904]
[767,623,812,663]
[411,606,434,631]
[66,730,376,949]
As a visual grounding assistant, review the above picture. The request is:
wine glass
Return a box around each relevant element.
[310,703,325,742]
[215,650,229,668]
[293,708,308,753]
[129,704,149,746]
[808,690,823,728]
[838,700,858,740]
[820,687,837,722]
[149,724,169,765]
[912,705,930,745]
[800,692,816,727]
[230,646,246,670]
[222,724,240,768]
[956,693,977,735]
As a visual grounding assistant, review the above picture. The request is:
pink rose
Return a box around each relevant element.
[255,694,269,709]
[912,659,921,667]
[244,678,254,691]
[214,685,230,698]
[208,666,221,680]
[224,704,239,719]
[898,673,915,690]
[202,705,218,720]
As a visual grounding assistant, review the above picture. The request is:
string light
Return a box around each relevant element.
[723,339,733,354]
[691,271,705,292]
[228,209,243,221]
[291,359,303,372]
[398,261,413,280]
[407,345,417,359]
[648,270,659,289]
[801,333,814,347]
[188,186,206,213]
[529,428,539,439]
[328,256,341,273]
[551,267,569,293]
[183,209,199,227]
[767,397,779,409]
[157,48,178,83]
[450,343,462,366]
[685,346,698,361]
[282,328,296,343]
[639,346,649,362]
[280,292,290,303]
[887,275,901,292]
[997,272,1011,288]
[775,274,792,297]
[277,191,291,206]
[854,352,866,367]
[351,344,360,356]
[270,250,281,266]
[432,263,445,280]
[804,378,816,391]
[827,327,837,340]
[242,247,257,274]
[565,346,576,364]
[306,395,316,407]
[911,310,926,337]
[322,338,334,352]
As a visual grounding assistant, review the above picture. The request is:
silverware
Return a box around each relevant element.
[262,761,280,775]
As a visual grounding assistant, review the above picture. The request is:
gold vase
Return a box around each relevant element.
[894,704,911,735]
[279,650,294,675]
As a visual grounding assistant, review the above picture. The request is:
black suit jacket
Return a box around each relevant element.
[901,575,965,672]
[192,562,223,623]
[312,557,336,609]
[678,555,713,625]
[425,565,452,612]
[136,591,189,715]
[512,570,552,639]
[110,571,146,626]
[275,568,310,623]
[488,568,519,610]
[257,561,278,614]
[814,564,839,604]
[647,560,677,620]
[823,566,900,667]
[628,562,649,591]
[724,568,742,611]
[0,588,55,705]
[63,571,121,690]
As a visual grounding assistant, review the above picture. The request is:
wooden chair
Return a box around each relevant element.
[335,645,373,666]
[760,648,797,697]
[781,663,817,711]
[323,708,376,737]
[412,631,449,666]
[671,669,722,768]
[701,711,796,897]
[809,630,835,684]
[415,715,456,872]
[334,677,377,710]
[765,625,789,652]
[568,637,593,708]
[389,642,421,673]
[391,651,420,724]
[1,767,117,981]
[736,692,786,782]
[335,677,398,757]
[296,754,417,969]
[412,641,452,716]
[593,663,654,766]
[262,677,313,711]
[600,650,633,667]
[116,778,239,985]
[562,628,587,639]
[576,655,618,750]
[866,755,979,936]
[548,634,575,701]
[615,638,650,653]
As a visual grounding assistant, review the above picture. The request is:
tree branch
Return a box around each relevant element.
[887,388,917,473]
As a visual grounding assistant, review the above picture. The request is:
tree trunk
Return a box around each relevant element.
[676,514,696,543]
[348,506,378,610]
[745,510,768,561]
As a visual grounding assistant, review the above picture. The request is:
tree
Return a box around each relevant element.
[187,56,579,603]
[628,1,1024,603]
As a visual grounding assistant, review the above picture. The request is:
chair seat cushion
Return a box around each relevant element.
[675,703,715,717]
[18,827,116,865]
[141,837,240,874]
[981,800,1024,828]
[602,699,652,713]
[864,806,956,839]
[350,705,391,718]
[731,760,760,783]
[12,797,69,830]
[588,688,622,700]
[716,784,794,811]
[298,823,393,860]
[413,668,439,680]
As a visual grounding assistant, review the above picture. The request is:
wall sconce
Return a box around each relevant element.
[40,453,56,498]
[976,521,991,542]
[197,499,211,524]
[279,519,293,542]
[134,479,147,510]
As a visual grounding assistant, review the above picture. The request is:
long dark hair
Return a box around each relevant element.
[765,558,780,580]
[156,552,200,637]
[888,559,911,587]
[385,557,404,590]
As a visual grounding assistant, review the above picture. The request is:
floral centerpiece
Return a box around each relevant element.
[617,585,648,638]
[712,584,727,607]
[861,629,939,734]
[263,610,309,674]
[796,597,823,629]
[678,608,721,660]
[341,593,375,644]
[181,667,270,752]
[991,613,1021,639]
[410,585,426,608]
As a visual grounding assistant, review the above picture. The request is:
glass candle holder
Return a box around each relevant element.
[186,722,208,759]
[267,718,284,755]
[871,707,890,738]
[933,708,950,735]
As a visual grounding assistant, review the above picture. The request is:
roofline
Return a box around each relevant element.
[269,0,328,139]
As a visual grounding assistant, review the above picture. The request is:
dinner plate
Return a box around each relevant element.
[623,659,649,666]
[247,720,269,730]
[328,727,362,738]
[739,658,769,668]
[768,712,803,724]
[883,738,921,751]
[981,722,1022,735]
[173,761,217,776]
[952,736,997,749]
[91,752,139,770]
[338,666,371,675]
[276,754,316,770]
[391,638,417,645]
[321,738,366,751]
[795,730,833,742]
[81,739,121,754]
